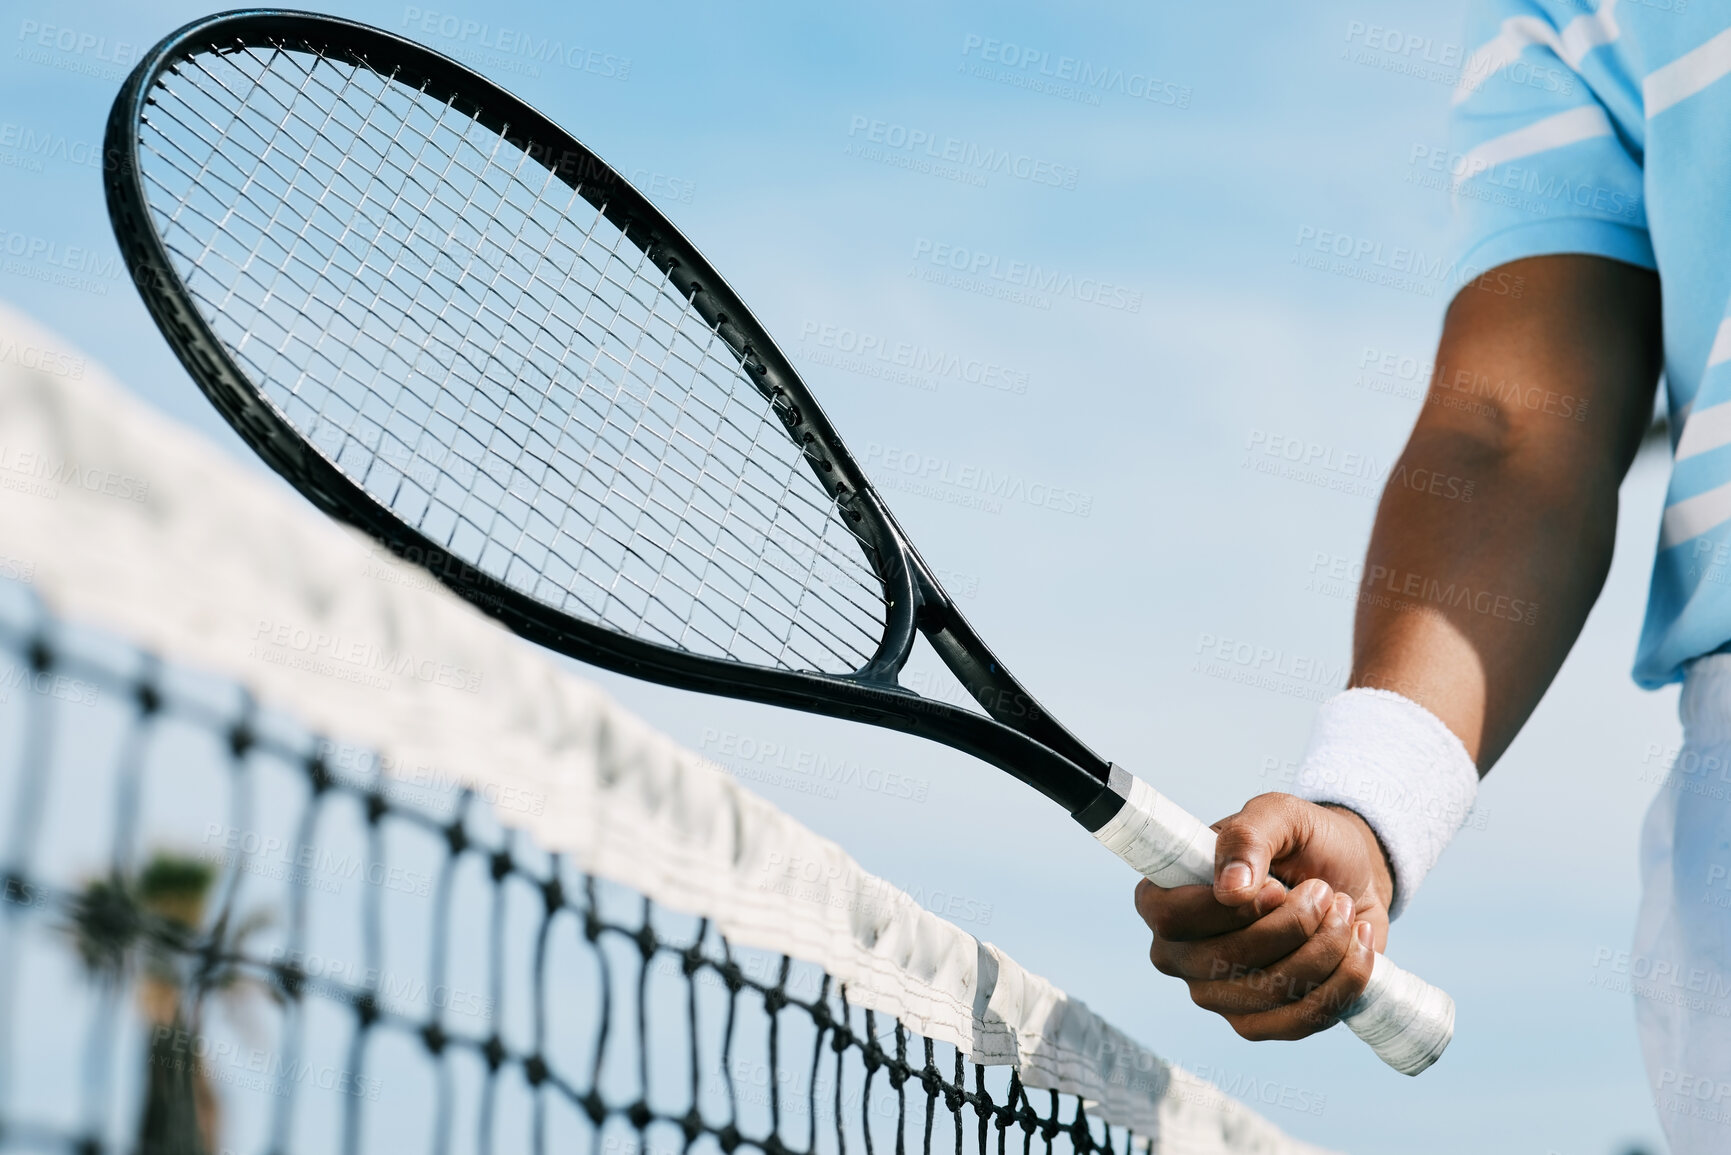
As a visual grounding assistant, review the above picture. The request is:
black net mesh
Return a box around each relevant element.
[0,588,1152,1155]
[130,36,887,676]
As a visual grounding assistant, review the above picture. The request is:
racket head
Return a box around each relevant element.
[105,9,1109,812]
[105,9,919,671]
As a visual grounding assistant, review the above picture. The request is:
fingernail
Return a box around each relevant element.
[1328,894,1352,927]
[1220,861,1252,891]
[1355,921,1373,949]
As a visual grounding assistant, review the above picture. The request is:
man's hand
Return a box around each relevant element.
[1135,793,1393,1041]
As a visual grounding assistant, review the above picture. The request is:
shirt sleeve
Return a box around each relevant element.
[1447,0,1652,282]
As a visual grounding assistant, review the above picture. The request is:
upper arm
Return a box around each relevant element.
[1422,255,1661,486]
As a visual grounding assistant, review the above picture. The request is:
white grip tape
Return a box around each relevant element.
[1093,773,1454,1075]
[1091,773,1217,887]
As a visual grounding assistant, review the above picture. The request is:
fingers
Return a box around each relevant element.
[1134,876,1286,941]
[1147,878,1336,983]
[1211,793,1316,907]
[1183,889,1355,1012]
[1220,918,1377,1042]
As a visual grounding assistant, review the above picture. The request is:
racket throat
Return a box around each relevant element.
[918,609,1112,784]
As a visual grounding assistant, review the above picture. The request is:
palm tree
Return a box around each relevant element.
[65,851,277,1155]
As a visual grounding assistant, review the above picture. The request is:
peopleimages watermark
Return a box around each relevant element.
[1353,345,1590,423]
[151,1025,382,1102]
[200,822,434,898]
[0,553,35,585]
[1292,225,1525,300]
[862,441,1094,518]
[1181,1064,1327,1117]
[628,167,696,206]
[14,19,136,83]
[1637,742,1731,802]
[1241,428,1474,504]
[0,227,126,297]
[0,121,111,176]
[0,443,150,504]
[0,662,99,708]
[1,874,47,912]
[1267,751,1495,831]
[358,541,507,616]
[0,333,86,379]
[1191,632,1343,704]
[1304,550,1539,628]
[249,618,485,695]
[1588,947,1731,1018]
[957,34,1193,110]
[1655,1068,1731,1132]
[797,319,1029,397]
[896,663,985,713]
[909,238,1142,313]
[845,115,1079,190]
[400,8,630,79]
[699,728,931,806]
[1684,539,1731,594]
[316,739,547,817]
[932,567,980,599]
[1263,757,1488,833]
[1700,862,1731,911]
[1340,20,1575,97]
[264,946,494,1019]
[1404,142,1642,225]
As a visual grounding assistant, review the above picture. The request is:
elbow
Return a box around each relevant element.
[1407,396,1628,509]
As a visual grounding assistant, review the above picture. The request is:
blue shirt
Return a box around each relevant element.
[1450,0,1731,687]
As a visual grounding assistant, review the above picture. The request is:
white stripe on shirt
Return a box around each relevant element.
[1662,479,1731,549]
[1647,25,1731,117]
[1671,323,1731,460]
[1676,403,1731,462]
[1454,2,1622,106]
[1452,104,1615,194]
[1710,318,1731,368]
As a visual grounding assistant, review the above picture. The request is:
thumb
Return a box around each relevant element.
[1211,793,1311,907]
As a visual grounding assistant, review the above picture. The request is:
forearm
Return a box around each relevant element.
[1349,256,1662,771]
[1350,428,1618,770]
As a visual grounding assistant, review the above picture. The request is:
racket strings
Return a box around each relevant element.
[150,45,866,667]
[192,48,888,672]
[136,39,889,675]
[180,49,871,640]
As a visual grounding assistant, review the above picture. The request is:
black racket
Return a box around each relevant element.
[103,9,1453,1073]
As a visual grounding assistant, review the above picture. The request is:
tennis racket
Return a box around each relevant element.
[104,9,1453,1074]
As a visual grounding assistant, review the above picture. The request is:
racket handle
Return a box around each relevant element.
[1084,768,1454,1076]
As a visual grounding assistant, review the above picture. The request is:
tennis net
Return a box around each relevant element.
[0,299,1335,1155]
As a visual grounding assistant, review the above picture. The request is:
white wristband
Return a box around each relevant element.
[1292,688,1479,919]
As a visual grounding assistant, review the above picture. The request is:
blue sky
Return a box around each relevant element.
[0,1,1677,1151]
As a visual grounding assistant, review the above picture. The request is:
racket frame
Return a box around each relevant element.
[103,8,1119,819]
